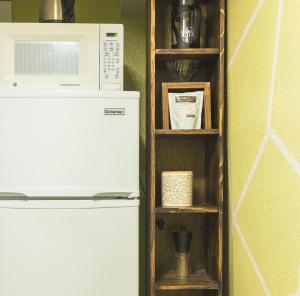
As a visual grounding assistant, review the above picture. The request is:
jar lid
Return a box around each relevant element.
[174,0,197,6]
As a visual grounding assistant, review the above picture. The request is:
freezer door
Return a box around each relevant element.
[0,199,139,296]
[0,93,139,197]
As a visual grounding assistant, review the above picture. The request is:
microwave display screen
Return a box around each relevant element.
[15,41,79,76]
[106,33,118,37]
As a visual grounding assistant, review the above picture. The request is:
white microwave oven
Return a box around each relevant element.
[0,23,123,91]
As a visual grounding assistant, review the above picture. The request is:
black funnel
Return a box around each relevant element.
[173,227,192,253]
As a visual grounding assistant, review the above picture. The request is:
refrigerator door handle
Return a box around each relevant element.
[0,192,28,197]
[92,191,140,199]
[0,187,139,198]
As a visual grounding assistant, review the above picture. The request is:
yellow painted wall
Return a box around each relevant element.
[12,0,146,175]
[228,0,300,295]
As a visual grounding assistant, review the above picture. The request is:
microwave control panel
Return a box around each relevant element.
[100,24,123,91]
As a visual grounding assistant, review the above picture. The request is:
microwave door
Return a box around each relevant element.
[0,23,100,90]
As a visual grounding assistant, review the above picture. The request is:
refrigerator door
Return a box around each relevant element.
[0,199,139,296]
[0,91,139,198]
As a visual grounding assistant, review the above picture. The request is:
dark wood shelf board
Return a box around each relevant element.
[155,48,220,64]
[156,204,219,214]
[155,129,219,137]
[155,48,220,55]
[155,269,219,290]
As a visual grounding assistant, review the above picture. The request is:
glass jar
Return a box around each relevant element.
[171,0,201,48]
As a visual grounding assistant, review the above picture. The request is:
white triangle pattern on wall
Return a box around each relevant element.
[229,0,300,295]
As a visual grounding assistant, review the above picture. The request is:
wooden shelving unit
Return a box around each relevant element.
[148,0,225,295]
[155,129,219,136]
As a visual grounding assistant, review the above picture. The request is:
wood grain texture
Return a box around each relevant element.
[148,0,225,294]
[155,48,220,55]
[161,83,170,129]
[156,204,219,214]
[204,85,212,129]
[206,215,219,283]
[156,291,218,296]
[161,82,209,90]
[155,269,218,290]
[155,129,219,136]
[200,4,208,48]
[155,0,172,48]
[218,0,225,295]
[149,0,156,295]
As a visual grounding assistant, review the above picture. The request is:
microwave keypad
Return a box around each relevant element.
[103,41,121,80]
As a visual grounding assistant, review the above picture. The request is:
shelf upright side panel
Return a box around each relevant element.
[149,0,156,295]
[218,0,226,295]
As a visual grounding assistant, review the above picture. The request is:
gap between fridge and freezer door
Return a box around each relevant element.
[0,187,140,209]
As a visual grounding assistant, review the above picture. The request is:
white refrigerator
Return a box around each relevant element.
[0,90,139,296]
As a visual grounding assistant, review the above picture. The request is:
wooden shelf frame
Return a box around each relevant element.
[161,82,212,130]
[155,129,219,137]
[156,203,219,214]
[155,269,219,290]
[148,0,225,295]
[155,48,220,55]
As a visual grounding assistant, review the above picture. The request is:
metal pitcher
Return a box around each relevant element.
[39,0,75,23]
[39,0,63,22]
